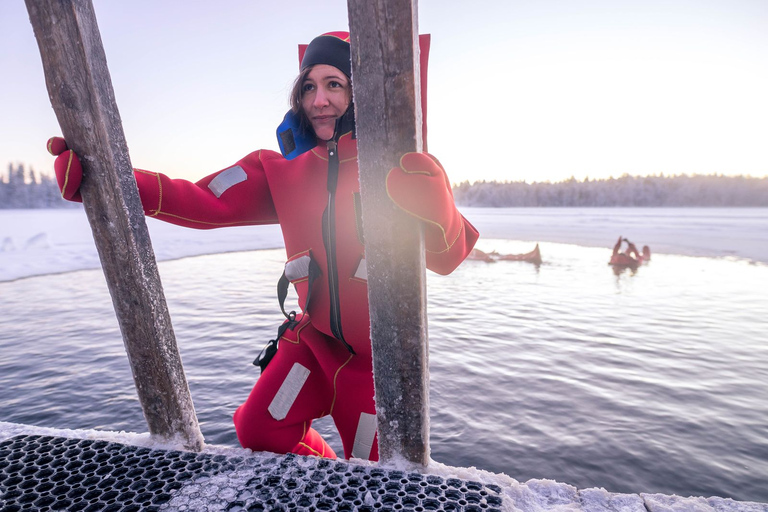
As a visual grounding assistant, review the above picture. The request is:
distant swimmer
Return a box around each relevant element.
[468,244,542,265]
[609,236,650,267]
[497,243,542,265]
[468,248,496,262]
[641,245,651,262]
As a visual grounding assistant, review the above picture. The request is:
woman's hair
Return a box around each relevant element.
[289,67,314,132]
[290,67,313,115]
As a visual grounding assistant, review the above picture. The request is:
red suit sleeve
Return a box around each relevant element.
[386,152,479,275]
[425,214,479,275]
[134,150,278,229]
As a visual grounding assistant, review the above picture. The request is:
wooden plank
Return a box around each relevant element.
[347,0,430,464]
[25,0,204,451]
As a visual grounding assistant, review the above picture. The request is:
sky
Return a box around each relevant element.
[1,0,767,186]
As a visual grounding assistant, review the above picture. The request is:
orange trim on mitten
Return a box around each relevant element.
[134,168,163,216]
[386,152,464,253]
[48,137,83,202]
[386,151,479,274]
[47,136,69,157]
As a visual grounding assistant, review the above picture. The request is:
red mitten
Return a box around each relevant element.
[386,152,467,254]
[46,137,83,202]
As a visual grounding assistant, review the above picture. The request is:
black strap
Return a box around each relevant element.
[276,272,293,320]
[253,312,296,372]
[255,257,325,372]
[277,257,322,321]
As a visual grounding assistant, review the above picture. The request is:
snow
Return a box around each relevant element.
[459,207,768,265]
[2,420,764,511]
[0,208,284,282]
[1,207,766,283]
[0,419,188,452]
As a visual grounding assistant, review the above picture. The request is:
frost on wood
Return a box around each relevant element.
[347,0,430,465]
[25,0,202,450]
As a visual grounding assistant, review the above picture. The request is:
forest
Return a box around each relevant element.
[452,173,768,207]
[0,163,76,209]
[2,162,767,208]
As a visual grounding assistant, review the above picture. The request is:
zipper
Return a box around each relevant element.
[324,138,356,355]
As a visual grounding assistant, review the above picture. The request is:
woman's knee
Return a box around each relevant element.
[233,403,301,453]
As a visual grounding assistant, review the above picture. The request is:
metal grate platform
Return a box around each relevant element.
[0,434,505,511]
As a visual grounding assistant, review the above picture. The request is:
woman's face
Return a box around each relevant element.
[301,64,351,141]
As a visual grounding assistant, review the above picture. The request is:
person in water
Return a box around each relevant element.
[610,236,650,267]
[47,32,479,461]
[468,244,542,264]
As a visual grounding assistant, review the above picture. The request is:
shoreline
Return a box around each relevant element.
[1,207,766,283]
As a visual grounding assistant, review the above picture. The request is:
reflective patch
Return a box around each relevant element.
[268,363,310,421]
[351,412,377,459]
[285,254,311,282]
[208,165,247,198]
[353,258,367,281]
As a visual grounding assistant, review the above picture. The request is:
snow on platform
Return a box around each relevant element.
[1,422,765,512]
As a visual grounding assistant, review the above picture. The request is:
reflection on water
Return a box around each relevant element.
[1,242,767,502]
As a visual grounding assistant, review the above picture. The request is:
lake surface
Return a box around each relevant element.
[1,210,767,503]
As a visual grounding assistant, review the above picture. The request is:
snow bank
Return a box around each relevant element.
[2,207,766,283]
[0,208,284,282]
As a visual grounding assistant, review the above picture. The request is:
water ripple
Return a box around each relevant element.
[1,246,767,502]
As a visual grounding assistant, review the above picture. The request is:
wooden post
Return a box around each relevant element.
[347,0,430,465]
[25,0,204,451]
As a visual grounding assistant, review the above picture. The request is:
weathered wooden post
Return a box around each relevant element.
[347,0,430,465]
[25,0,204,451]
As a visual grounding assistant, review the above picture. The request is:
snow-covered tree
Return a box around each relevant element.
[0,162,76,209]
[452,174,768,207]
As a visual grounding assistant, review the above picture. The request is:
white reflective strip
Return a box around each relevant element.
[351,412,377,459]
[353,258,367,281]
[268,363,310,421]
[285,254,311,281]
[208,165,247,198]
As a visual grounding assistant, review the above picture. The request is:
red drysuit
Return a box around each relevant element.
[49,123,478,461]
[126,128,478,460]
[46,26,477,461]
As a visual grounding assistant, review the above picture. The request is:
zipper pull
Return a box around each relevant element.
[326,140,337,157]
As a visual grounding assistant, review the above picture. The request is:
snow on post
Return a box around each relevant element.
[347,0,430,465]
[25,0,204,451]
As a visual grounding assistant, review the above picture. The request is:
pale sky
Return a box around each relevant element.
[1,0,767,186]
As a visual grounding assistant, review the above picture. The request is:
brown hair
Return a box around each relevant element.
[289,67,313,115]
[289,67,313,132]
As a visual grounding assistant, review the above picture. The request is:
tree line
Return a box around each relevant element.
[3,162,767,208]
[453,174,768,207]
[1,163,77,209]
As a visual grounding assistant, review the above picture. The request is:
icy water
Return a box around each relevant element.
[1,236,767,502]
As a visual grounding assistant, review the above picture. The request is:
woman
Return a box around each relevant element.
[47,32,478,461]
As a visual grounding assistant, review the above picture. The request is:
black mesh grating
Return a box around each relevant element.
[0,435,236,511]
[0,434,505,511]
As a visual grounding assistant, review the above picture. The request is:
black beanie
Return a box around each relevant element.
[300,32,351,78]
